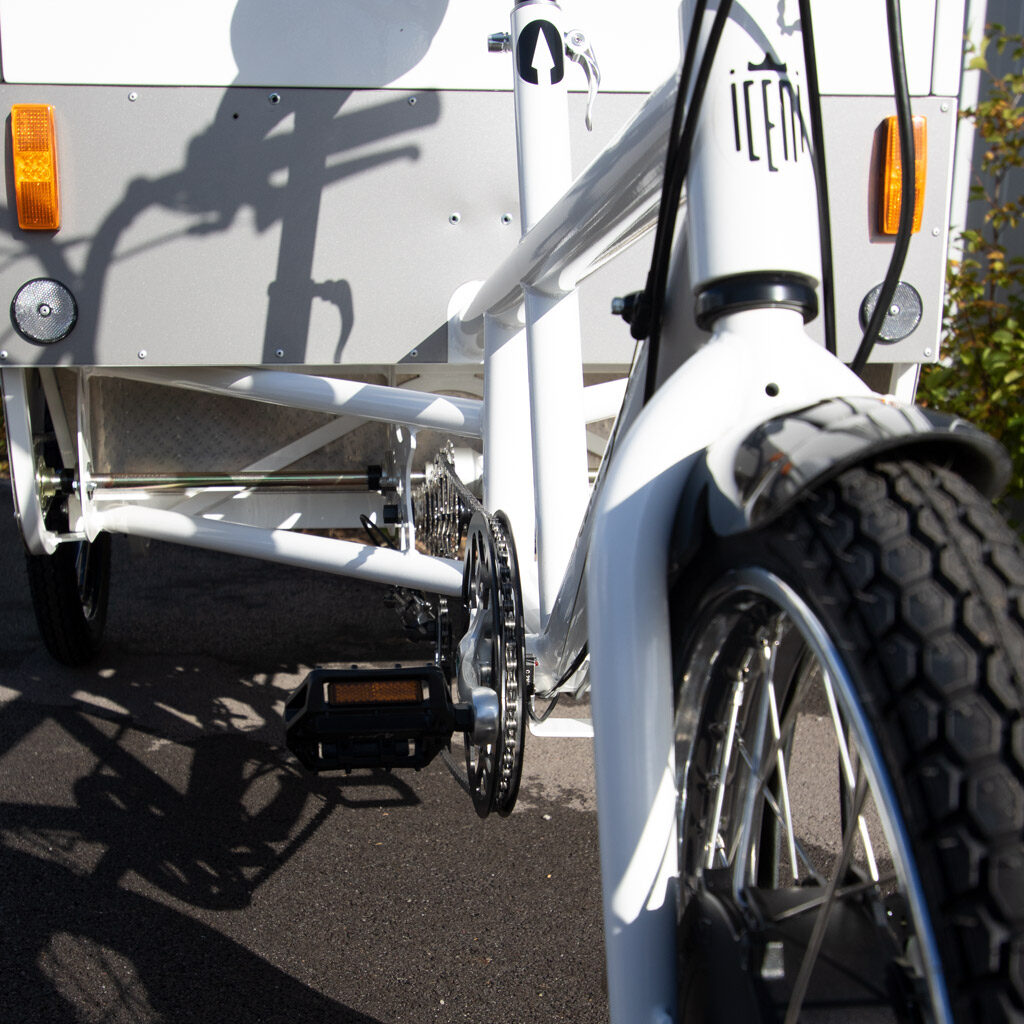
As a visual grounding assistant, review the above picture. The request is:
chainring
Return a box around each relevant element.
[459,509,526,818]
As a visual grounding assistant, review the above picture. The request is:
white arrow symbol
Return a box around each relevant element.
[529,29,557,82]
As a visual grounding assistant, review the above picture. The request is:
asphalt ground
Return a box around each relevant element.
[0,483,607,1024]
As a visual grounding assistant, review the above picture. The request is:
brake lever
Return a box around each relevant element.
[564,29,601,131]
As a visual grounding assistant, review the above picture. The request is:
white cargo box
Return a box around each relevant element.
[0,0,679,368]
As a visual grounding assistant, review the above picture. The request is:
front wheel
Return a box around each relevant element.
[672,460,1024,1023]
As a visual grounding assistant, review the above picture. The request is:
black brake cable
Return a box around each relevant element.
[640,0,734,402]
[635,0,706,337]
[360,513,397,550]
[851,0,916,376]
[797,0,837,357]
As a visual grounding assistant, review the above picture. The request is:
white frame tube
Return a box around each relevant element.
[89,504,464,595]
[511,0,591,622]
[99,366,483,438]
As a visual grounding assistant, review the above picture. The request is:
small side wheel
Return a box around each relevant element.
[672,459,1024,1023]
[25,533,111,666]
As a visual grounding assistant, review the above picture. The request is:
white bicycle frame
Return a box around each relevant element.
[1,1,973,1021]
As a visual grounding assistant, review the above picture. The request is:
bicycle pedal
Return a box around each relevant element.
[284,666,471,773]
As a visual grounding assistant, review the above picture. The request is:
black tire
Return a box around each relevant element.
[25,533,111,666]
[672,459,1024,1023]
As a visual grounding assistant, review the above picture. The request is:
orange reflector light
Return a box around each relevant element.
[880,114,926,235]
[327,679,422,706]
[11,104,61,230]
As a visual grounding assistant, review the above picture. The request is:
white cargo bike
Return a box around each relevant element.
[2,0,1022,1021]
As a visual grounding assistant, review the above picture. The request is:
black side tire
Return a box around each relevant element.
[25,533,112,666]
[672,460,1024,1022]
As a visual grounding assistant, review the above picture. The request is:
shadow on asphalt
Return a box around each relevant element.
[0,700,390,1023]
[0,494,606,1023]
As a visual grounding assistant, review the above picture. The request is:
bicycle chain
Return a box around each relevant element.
[487,511,524,811]
[417,446,525,815]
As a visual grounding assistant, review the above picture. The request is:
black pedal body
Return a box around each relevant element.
[284,665,468,772]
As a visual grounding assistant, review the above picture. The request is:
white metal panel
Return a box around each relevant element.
[0,0,679,93]
[931,0,968,97]
[811,0,939,96]
[0,85,648,368]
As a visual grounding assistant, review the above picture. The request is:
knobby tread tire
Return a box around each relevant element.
[675,458,1024,1022]
[24,534,111,667]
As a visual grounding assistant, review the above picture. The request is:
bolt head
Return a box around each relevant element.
[138,350,147,360]
[37,303,52,318]
[128,91,138,102]
[275,349,285,359]
[268,92,281,105]
[0,351,8,361]
[449,212,461,225]
[924,348,933,358]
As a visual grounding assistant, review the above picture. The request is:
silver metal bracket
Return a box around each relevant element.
[564,29,600,131]
[382,425,418,551]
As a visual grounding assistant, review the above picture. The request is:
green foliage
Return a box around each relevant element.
[919,25,1024,503]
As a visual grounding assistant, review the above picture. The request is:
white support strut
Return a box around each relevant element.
[98,367,484,438]
[88,505,465,595]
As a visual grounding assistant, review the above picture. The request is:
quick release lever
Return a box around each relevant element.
[564,29,600,131]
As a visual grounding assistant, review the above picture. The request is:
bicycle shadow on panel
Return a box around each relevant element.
[3,0,449,365]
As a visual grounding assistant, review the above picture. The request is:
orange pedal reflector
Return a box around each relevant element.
[880,114,926,235]
[327,678,422,706]
[11,104,61,230]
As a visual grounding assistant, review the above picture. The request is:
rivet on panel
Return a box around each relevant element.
[128,91,138,102]
[449,213,461,225]
[138,350,147,360]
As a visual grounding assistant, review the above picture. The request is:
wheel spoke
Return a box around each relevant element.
[734,622,783,887]
[766,676,799,881]
[823,671,880,882]
[767,871,899,923]
[783,765,871,1024]
[706,661,747,869]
